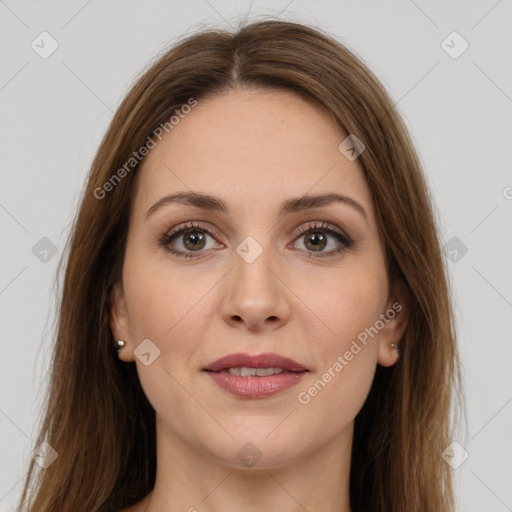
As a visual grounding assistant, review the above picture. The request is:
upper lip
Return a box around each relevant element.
[203,352,308,373]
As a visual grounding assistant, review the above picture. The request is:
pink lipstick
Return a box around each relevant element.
[203,352,308,399]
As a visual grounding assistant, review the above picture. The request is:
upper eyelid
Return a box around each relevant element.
[164,220,350,244]
[165,221,223,240]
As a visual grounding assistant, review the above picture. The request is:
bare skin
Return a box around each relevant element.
[111,88,409,512]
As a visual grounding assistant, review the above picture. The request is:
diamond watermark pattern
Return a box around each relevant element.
[31,441,58,469]
[441,31,469,59]
[31,31,59,59]
[134,338,161,366]
[443,236,468,263]
[32,237,58,263]
[441,441,469,469]
[338,134,366,161]
[237,442,262,468]
[236,236,263,264]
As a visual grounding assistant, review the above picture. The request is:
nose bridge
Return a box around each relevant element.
[221,233,290,329]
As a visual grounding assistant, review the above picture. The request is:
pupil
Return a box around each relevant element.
[185,232,205,250]
[307,232,326,251]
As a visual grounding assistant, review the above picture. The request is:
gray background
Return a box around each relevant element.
[1,1,511,510]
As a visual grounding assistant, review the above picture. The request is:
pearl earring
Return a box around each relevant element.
[115,340,125,353]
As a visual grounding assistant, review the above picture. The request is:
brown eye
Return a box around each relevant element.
[303,231,327,252]
[293,222,353,259]
[182,230,207,251]
[159,221,221,258]
[160,221,352,260]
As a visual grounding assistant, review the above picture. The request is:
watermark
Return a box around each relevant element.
[134,338,161,366]
[443,236,468,264]
[440,31,469,60]
[338,134,366,161]
[237,442,263,468]
[441,441,469,469]
[31,31,59,59]
[32,236,58,263]
[236,236,264,264]
[297,301,402,405]
[94,97,198,199]
[31,441,58,469]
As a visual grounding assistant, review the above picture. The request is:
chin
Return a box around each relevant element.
[203,426,308,470]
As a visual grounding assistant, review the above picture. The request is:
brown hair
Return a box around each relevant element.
[17,18,464,512]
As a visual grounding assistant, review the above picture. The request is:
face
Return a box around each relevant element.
[110,88,408,469]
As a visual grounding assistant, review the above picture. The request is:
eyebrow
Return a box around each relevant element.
[146,191,368,223]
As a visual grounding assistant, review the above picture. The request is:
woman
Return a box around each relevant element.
[18,19,464,512]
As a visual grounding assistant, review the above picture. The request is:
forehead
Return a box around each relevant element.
[132,88,375,221]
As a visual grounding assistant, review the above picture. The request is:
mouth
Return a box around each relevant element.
[203,352,308,399]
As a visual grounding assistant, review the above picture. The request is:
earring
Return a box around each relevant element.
[115,340,126,353]
[390,343,399,352]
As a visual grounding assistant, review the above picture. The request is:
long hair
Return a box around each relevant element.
[17,19,464,512]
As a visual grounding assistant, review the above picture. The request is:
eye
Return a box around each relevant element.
[159,220,353,259]
[291,222,353,258]
[159,221,222,258]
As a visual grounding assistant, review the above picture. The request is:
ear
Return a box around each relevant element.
[377,278,410,368]
[109,280,135,362]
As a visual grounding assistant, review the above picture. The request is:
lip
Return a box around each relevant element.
[203,352,308,399]
[203,352,308,373]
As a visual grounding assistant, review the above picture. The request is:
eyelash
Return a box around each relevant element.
[158,221,353,259]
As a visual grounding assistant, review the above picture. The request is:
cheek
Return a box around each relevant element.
[294,354,375,451]
[122,249,219,368]
[123,244,196,335]
[121,253,212,421]
[303,262,388,355]
[290,264,386,424]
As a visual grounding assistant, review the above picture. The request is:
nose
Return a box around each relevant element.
[220,241,291,332]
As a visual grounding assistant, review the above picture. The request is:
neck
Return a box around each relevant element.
[142,415,354,512]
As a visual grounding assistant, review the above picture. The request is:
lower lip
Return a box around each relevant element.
[205,370,307,398]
